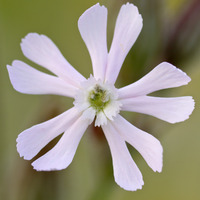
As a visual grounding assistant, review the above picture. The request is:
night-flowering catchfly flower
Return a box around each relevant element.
[7,3,194,191]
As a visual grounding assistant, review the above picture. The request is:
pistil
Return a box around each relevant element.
[89,84,110,112]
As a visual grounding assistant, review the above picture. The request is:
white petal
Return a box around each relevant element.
[105,3,143,84]
[103,101,122,121]
[21,33,85,87]
[111,115,163,172]
[82,107,96,124]
[17,107,80,160]
[32,115,90,171]
[119,62,191,98]
[78,3,108,80]
[7,60,77,97]
[121,96,195,123]
[95,111,107,127]
[102,122,144,191]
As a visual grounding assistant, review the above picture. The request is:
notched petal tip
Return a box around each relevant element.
[16,134,32,160]
[20,33,55,59]
[169,96,195,124]
[116,174,144,191]
[122,2,143,22]
[20,33,41,48]
[151,140,163,173]
[182,96,195,121]
[7,62,20,93]
[118,181,144,192]
[160,62,192,85]
[31,161,66,171]
[78,2,107,24]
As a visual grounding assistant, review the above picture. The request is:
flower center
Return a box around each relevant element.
[74,75,122,126]
[89,85,110,112]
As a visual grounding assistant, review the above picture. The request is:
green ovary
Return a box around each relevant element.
[89,85,110,112]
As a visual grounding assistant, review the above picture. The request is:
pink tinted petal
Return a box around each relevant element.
[105,3,143,84]
[78,3,108,80]
[21,33,85,87]
[102,122,144,191]
[17,107,80,160]
[111,115,163,172]
[119,62,191,98]
[121,96,195,123]
[32,115,90,171]
[7,60,77,97]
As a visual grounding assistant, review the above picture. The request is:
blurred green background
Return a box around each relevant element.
[1,0,200,199]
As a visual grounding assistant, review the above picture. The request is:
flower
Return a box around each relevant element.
[7,3,194,191]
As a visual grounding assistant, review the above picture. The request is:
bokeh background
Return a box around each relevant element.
[1,0,200,199]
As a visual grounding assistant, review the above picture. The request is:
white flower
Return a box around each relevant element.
[7,3,194,191]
